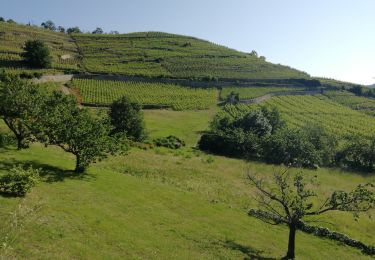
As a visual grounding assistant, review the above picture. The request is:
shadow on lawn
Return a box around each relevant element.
[223,240,278,260]
[0,159,95,183]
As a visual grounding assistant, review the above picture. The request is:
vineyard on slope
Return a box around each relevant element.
[224,95,375,139]
[220,86,308,100]
[73,78,218,110]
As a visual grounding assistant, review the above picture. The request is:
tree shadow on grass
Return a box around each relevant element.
[0,158,95,183]
[222,240,278,260]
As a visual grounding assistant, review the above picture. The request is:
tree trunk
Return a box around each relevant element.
[16,136,28,150]
[286,223,296,259]
[75,155,85,173]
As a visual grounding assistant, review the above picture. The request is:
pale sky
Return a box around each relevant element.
[2,0,375,85]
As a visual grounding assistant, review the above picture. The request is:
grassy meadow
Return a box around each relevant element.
[0,107,374,259]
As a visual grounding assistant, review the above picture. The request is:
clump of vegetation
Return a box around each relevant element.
[0,165,40,196]
[248,168,375,259]
[0,133,16,148]
[22,40,52,68]
[154,135,185,149]
[109,96,146,141]
[199,106,337,169]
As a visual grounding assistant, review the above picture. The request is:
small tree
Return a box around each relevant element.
[226,91,239,105]
[0,74,44,149]
[41,20,56,31]
[22,40,52,68]
[7,19,16,24]
[38,92,116,173]
[0,17,5,22]
[67,27,81,34]
[92,27,104,34]
[58,26,65,33]
[247,169,374,259]
[108,96,146,141]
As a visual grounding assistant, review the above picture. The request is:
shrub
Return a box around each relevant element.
[0,133,16,147]
[0,166,40,196]
[154,135,185,149]
[22,40,52,68]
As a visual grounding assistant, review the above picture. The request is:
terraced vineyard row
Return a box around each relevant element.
[263,95,375,138]
[322,90,375,116]
[223,95,375,139]
[73,79,218,110]
[220,86,307,100]
[74,32,309,79]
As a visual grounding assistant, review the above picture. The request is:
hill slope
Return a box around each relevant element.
[0,22,309,80]
[74,32,309,79]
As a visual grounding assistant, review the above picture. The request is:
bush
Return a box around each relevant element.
[154,135,185,149]
[0,166,40,196]
[22,40,52,68]
[0,133,16,147]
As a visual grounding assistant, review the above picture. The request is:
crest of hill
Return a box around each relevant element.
[74,31,310,80]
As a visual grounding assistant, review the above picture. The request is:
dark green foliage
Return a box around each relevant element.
[7,19,16,24]
[108,96,146,141]
[260,106,285,134]
[154,135,185,149]
[0,74,45,149]
[199,108,273,158]
[58,26,65,33]
[22,40,52,68]
[264,125,337,168]
[0,17,4,22]
[92,27,104,34]
[37,91,117,173]
[67,27,81,34]
[338,136,375,172]
[0,165,39,197]
[0,133,16,147]
[41,20,56,31]
[248,170,374,259]
[226,91,239,105]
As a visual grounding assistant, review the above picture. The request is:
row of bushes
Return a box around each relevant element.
[199,106,375,171]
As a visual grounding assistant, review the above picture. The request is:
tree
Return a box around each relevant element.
[7,19,16,24]
[108,96,146,141]
[67,27,81,34]
[92,27,104,34]
[58,26,65,33]
[41,20,56,31]
[226,91,239,105]
[0,17,5,22]
[22,40,52,68]
[38,92,116,173]
[247,169,374,259]
[109,30,119,35]
[0,74,45,149]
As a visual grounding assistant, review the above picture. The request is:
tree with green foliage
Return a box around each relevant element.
[37,92,117,173]
[22,40,52,68]
[339,135,375,172]
[67,27,82,34]
[0,73,45,149]
[108,96,146,141]
[92,27,104,34]
[248,169,374,259]
[41,20,56,31]
[7,19,16,24]
[0,17,4,22]
[58,26,65,33]
[226,91,239,105]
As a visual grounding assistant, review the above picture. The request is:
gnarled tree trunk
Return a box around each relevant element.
[286,223,296,259]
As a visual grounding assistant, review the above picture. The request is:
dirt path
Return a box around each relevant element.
[61,85,71,95]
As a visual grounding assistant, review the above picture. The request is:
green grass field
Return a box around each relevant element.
[0,108,374,259]
[73,78,218,110]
